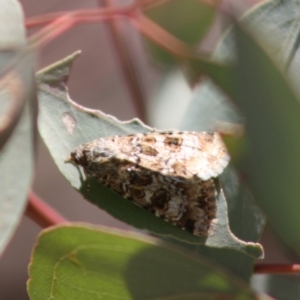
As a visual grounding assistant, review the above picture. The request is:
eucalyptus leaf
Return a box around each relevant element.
[183,0,300,261]
[0,0,25,47]
[27,224,259,300]
[178,0,300,281]
[0,0,35,254]
[232,23,300,255]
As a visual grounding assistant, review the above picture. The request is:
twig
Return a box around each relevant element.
[98,0,146,121]
[129,11,193,58]
[26,4,137,28]
[25,0,164,28]
[254,264,300,275]
[25,191,68,228]
[26,3,194,59]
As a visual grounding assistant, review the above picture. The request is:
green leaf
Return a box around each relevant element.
[184,0,300,260]
[27,224,259,300]
[0,0,27,149]
[181,81,242,133]
[0,102,34,254]
[144,0,217,67]
[185,58,237,97]
[182,0,300,95]
[0,0,26,47]
[146,69,193,129]
[0,0,36,254]
[37,52,263,259]
[241,0,300,68]
[231,23,300,255]
[179,0,300,280]
[202,0,300,94]
[263,275,300,299]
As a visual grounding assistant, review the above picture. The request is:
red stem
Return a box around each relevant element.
[254,264,300,274]
[25,191,68,228]
[129,11,193,57]
[26,5,135,28]
[98,0,146,122]
[25,2,194,60]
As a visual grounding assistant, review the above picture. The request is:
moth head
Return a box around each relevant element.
[65,145,87,166]
[66,141,119,168]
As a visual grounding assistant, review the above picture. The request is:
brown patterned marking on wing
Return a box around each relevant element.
[103,177,125,195]
[197,197,216,214]
[201,179,217,191]
[176,211,196,233]
[164,136,183,151]
[150,188,170,209]
[201,186,216,195]
[128,187,145,199]
[204,132,214,143]
[149,162,164,172]
[127,136,135,143]
[142,136,156,144]
[197,133,217,152]
[141,144,158,156]
[183,218,196,233]
[129,172,153,186]
[172,162,188,177]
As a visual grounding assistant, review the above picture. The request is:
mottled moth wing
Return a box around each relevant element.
[67,131,230,237]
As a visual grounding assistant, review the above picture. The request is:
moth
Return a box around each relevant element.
[66,131,230,237]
